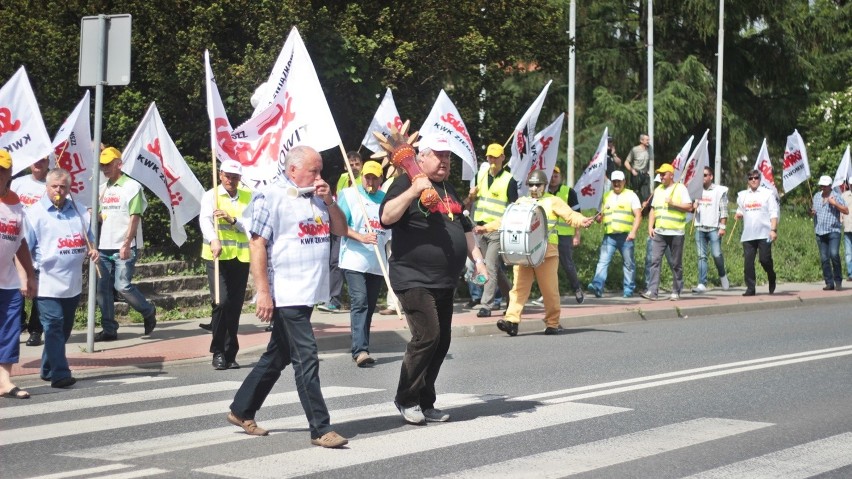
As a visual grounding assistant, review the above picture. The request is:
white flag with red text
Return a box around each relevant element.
[0,66,53,174]
[204,50,236,167]
[517,113,564,196]
[361,88,402,153]
[509,80,552,187]
[671,135,694,182]
[752,138,780,199]
[832,145,851,188]
[682,129,709,202]
[782,129,810,193]
[122,103,204,246]
[419,90,477,181]
[574,127,609,211]
[51,91,94,208]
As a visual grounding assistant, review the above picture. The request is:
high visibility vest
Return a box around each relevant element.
[202,188,251,262]
[601,189,637,234]
[652,183,687,231]
[473,165,513,223]
[550,184,576,236]
[519,194,559,245]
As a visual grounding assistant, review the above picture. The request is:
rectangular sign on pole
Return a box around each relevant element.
[79,14,132,86]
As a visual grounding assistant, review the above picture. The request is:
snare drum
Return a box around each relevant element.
[499,202,548,267]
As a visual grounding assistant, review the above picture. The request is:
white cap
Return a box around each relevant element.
[611,170,625,181]
[220,159,243,175]
[418,134,451,153]
[818,175,832,186]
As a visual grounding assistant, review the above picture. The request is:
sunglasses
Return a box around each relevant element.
[527,183,544,188]
[748,176,760,180]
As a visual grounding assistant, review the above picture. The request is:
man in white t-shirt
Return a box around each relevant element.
[736,170,779,296]
[692,167,730,293]
[95,147,156,341]
[10,157,48,347]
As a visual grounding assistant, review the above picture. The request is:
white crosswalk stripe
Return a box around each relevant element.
[684,432,852,479]
[21,464,135,479]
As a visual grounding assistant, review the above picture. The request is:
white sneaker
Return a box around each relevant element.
[394,401,425,425]
[670,293,680,301]
[720,276,730,291]
[423,408,450,422]
[530,296,544,306]
[692,284,707,294]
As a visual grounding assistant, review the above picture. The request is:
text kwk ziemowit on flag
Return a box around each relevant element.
[122,102,204,247]
[508,80,552,188]
[361,88,402,154]
[51,91,94,208]
[0,66,53,174]
[419,89,477,182]
[574,127,609,211]
[782,129,810,193]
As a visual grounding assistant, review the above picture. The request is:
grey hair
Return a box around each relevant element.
[46,167,71,187]
[283,145,320,171]
[416,148,433,164]
[639,133,649,142]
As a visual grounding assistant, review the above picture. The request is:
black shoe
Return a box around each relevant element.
[199,323,212,332]
[823,285,835,291]
[544,326,563,335]
[143,310,157,335]
[94,331,118,342]
[264,325,273,332]
[477,307,491,318]
[228,361,241,369]
[496,319,518,336]
[769,278,776,294]
[742,290,756,297]
[575,290,585,304]
[51,377,77,389]
[464,299,480,309]
[25,332,42,346]
[212,353,228,370]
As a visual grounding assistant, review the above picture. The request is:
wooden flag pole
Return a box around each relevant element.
[210,144,220,305]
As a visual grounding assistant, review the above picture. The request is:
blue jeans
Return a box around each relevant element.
[695,229,727,285]
[97,248,155,335]
[590,233,635,296]
[230,305,333,439]
[36,296,79,381]
[344,270,383,358]
[844,232,852,279]
[816,232,842,287]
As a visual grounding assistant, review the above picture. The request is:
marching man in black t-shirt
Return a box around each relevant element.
[379,133,488,425]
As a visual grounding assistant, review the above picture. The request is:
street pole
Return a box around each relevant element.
[566,0,576,186]
[647,0,655,173]
[714,0,725,184]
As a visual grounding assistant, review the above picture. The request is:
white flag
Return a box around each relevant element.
[122,103,205,247]
[682,129,709,202]
[418,90,477,181]
[752,138,779,199]
[782,129,810,193]
[0,66,53,174]
[51,91,94,208]
[671,135,695,181]
[574,127,609,211]
[204,50,236,167]
[832,145,851,188]
[360,88,402,153]
[509,80,552,187]
[517,113,564,196]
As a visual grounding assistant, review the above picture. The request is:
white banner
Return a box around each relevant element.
[832,145,851,188]
[782,129,810,193]
[418,89,477,181]
[517,113,564,196]
[671,135,694,182]
[752,138,779,199]
[508,80,552,187]
[0,66,53,174]
[51,91,94,208]
[682,129,709,202]
[361,88,402,153]
[204,50,235,166]
[122,103,204,247]
[574,127,609,211]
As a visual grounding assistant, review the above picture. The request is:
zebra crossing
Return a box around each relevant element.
[3,346,852,478]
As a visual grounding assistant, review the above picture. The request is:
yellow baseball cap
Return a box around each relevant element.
[655,163,674,174]
[553,165,561,174]
[486,143,504,157]
[361,160,383,178]
[0,149,11,169]
[100,146,122,165]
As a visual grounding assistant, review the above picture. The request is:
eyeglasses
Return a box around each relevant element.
[748,176,760,180]
[527,183,544,188]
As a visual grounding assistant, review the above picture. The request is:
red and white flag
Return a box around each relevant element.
[205,50,235,166]
[509,80,552,187]
[0,66,53,174]
[671,135,694,182]
[681,129,709,202]
[218,27,340,187]
[832,145,851,188]
[51,91,94,208]
[518,113,564,196]
[122,103,205,247]
[782,129,810,193]
[361,88,402,153]
[575,127,609,211]
[419,89,477,181]
[753,138,779,199]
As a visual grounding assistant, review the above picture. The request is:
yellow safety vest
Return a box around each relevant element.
[473,165,513,223]
[550,184,576,236]
[201,187,251,262]
[601,189,637,234]
[651,183,687,230]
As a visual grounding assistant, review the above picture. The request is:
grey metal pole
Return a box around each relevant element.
[86,14,107,353]
[714,0,725,184]
[647,0,655,173]
[566,0,576,186]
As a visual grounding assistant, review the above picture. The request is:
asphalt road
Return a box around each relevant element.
[3,303,851,478]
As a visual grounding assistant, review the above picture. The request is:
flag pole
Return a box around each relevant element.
[210,137,220,305]
[337,143,402,319]
[503,131,514,150]
[725,217,738,246]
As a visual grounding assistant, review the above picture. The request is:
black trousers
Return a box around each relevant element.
[743,239,775,293]
[206,259,250,362]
